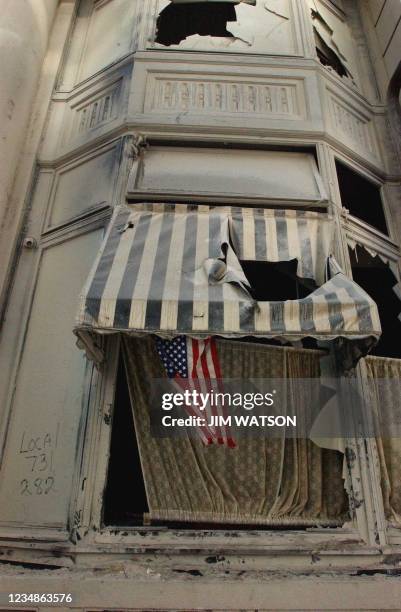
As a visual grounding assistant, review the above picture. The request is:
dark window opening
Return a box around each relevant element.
[336,161,388,235]
[350,246,401,359]
[313,27,348,78]
[103,353,148,526]
[240,259,318,302]
[219,334,321,350]
[155,2,237,46]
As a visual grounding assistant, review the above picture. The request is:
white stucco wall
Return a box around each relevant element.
[0,0,58,272]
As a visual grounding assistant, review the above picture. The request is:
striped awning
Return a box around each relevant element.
[75,204,381,363]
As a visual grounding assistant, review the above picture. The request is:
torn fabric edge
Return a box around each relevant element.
[347,238,401,325]
[74,206,380,365]
[309,345,345,454]
[74,328,380,367]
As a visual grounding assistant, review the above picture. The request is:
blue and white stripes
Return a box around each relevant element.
[75,204,381,359]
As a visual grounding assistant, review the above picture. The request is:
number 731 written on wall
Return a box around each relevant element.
[18,427,59,496]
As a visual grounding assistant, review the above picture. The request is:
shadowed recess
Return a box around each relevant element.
[103,353,149,526]
[156,2,237,46]
[336,161,388,235]
[350,246,400,359]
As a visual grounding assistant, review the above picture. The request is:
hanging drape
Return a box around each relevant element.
[123,336,348,525]
[363,356,401,526]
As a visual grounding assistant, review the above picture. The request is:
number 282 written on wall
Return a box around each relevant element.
[18,427,59,496]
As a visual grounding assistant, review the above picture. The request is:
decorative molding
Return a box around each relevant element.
[326,89,378,158]
[41,65,131,160]
[130,133,148,160]
[68,79,122,142]
[145,75,306,119]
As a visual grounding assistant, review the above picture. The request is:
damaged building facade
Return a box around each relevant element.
[0,0,400,609]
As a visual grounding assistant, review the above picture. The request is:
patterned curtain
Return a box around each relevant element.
[364,356,401,526]
[122,336,348,525]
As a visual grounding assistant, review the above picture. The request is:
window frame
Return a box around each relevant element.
[85,336,356,549]
[333,152,399,246]
[126,143,328,208]
[78,146,367,544]
[335,160,391,239]
[334,155,400,280]
[147,0,304,57]
[69,142,396,553]
[331,149,401,545]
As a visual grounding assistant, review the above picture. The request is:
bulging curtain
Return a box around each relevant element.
[123,336,348,525]
[363,356,401,526]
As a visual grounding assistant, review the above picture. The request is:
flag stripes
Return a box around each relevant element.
[156,336,236,448]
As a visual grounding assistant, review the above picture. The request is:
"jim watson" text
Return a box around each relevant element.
[162,415,297,428]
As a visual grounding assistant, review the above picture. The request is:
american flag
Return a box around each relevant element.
[156,336,236,448]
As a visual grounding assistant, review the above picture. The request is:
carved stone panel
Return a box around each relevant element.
[71,81,121,138]
[325,89,380,161]
[41,65,130,159]
[146,77,305,119]
[129,57,323,133]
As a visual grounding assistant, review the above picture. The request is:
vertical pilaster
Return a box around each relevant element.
[317,141,387,546]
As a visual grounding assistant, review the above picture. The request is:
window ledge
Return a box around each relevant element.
[94,525,362,550]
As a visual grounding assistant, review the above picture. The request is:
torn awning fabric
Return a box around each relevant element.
[74,204,381,364]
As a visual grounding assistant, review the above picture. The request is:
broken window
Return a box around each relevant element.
[154,1,295,57]
[155,0,258,47]
[103,355,148,526]
[314,27,348,78]
[240,259,317,302]
[155,1,238,46]
[310,6,352,80]
[350,246,401,359]
[336,161,388,235]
